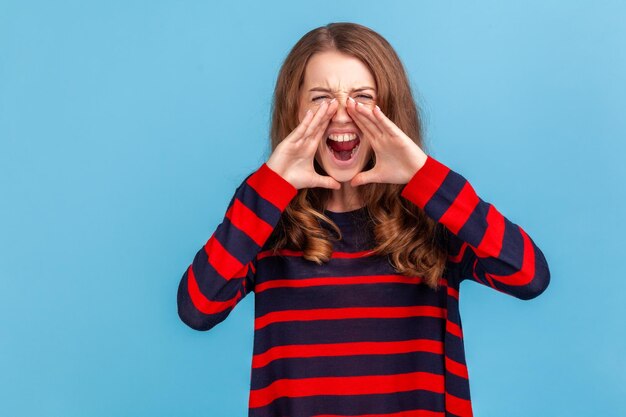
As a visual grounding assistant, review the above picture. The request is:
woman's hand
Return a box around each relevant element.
[266,98,342,190]
[345,96,429,187]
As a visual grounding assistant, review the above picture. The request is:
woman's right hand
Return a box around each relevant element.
[266,98,341,190]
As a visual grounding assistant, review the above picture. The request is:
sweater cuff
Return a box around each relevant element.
[400,155,451,209]
[246,163,298,211]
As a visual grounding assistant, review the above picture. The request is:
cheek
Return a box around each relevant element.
[360,140,371,154]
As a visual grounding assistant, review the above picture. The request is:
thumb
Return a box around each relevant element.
[315,174,342,190]
[350,169,375,187]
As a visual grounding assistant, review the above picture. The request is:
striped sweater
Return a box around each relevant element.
[177,155,551,417]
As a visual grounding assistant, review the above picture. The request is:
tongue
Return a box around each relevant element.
[335,150,353,160]
[328,138,359,161]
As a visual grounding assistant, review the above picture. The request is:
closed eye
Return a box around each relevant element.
[312,94,374,101]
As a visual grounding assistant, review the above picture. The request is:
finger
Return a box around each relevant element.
[303,99,332,139]
[314,174,342,190]
[350,167,379,187]
[346,97,382,140]
[285,107,316,142]
[351,99,384,136]
[292,100,328,144]
[311,99,338,141]
[372,104,404,137]
[308,99,337,147]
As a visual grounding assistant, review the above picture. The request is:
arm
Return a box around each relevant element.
[400,155,550,300]
[177,163,298,331]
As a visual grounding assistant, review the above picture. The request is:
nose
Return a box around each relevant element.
[330,97,353,124]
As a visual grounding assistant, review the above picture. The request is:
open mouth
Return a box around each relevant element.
[325,135,361,161]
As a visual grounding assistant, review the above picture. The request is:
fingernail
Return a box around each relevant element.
[348,97,355,103]
[330,98,336,103]
[375,105,381,112]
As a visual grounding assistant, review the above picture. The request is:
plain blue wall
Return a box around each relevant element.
[1,1,624,416]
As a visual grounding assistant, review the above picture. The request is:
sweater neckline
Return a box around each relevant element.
[323,205,368,226]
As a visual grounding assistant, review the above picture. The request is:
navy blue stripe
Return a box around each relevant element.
[190,243,245,301]
[444,335,468,365]
[473,218,524,276]
[446,372,472,400]
[176,269,230,331]
[250,389,445,417]
[251,350,445,390]
[255,281,447,316]
[456,199,489,247]
[491,241,551,300]
[423,170,466,221]
[213,216,261,266]
[239,180,284,226]
[445,296,462,324]
[253,316,445,355]
[450,239,488,285]
[256,253,411,282]
[466,216,524,282]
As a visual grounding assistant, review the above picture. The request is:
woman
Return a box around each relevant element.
[177,22,550,417]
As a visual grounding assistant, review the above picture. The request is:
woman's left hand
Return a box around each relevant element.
[346,96,428,187]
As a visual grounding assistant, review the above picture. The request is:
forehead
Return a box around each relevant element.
[303,50,375,90]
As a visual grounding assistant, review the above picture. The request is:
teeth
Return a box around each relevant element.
[327,133,358,142]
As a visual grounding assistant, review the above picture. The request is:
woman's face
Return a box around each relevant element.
[297,50,377,184]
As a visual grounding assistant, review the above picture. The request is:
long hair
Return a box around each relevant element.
[266,22,449,290]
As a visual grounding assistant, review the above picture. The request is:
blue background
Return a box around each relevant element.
[1,1,624,416]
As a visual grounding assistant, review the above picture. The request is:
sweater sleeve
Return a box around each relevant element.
[177,163,298,331]
[400,155,550,300]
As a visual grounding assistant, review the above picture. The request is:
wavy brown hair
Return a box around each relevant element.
[265,22,449,290]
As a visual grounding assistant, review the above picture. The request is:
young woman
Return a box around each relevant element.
[177,22,550,417]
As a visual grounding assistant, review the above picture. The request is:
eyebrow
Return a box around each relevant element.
[308,86,376,93]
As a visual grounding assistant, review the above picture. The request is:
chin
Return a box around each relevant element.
[327,169,359,183]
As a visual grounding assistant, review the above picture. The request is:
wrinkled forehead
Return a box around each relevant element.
[302,77,377,95]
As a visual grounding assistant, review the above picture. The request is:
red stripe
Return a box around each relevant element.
[445,391,473,417]
[255,274,425,293]
[258,248,376,260]
[445,356,468,379]
[253,339,444,369]
[447,286,459,300]
[204,234,245,279]
[484,226,536,286]
[448,241,469,263]
[400,156,450,208]
[246,163,298,210]
[225,198,273,247]
[474,204,505,258]
[186,265,241,315]
[313,409,444,417]
[485,273,496,288]
[438,181,480,235]
[249,371,445,408]
[259,248,447,261]
[446,320,463,338]
[254,305,446,331]
[332,250,378,258]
